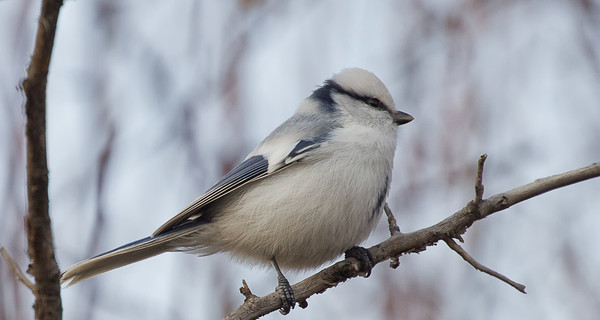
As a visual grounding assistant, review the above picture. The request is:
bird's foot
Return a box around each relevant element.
[345,246,374,277]
[276,274,295,315]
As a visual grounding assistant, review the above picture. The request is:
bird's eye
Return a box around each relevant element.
[366,98,384,109]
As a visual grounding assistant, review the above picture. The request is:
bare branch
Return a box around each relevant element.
[442,238,526,293]
[479,162,600,218]
[225,161,600,320]
[1,247,36,293]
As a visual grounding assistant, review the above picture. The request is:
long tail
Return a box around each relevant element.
[61,233,181,286]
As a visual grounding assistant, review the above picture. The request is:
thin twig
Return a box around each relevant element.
[475,154,487,204]
[384,203,401,236]
[239,280,257,302]
[384,203,401,268]
[479,162,600,219]
[443,238,526,293]
[1,247,36,293]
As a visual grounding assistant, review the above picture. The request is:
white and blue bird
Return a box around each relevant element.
[60,68,413,314]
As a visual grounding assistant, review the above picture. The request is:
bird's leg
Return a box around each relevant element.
[345,246,374,277]
[271,258,295,315]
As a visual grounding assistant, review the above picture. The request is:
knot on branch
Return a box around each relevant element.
[466,200,482,218]
[239,280,257,303]
[496,195,510,209]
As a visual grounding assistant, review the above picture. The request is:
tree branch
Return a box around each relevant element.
[443,153,526,293]
[21,0,64,319]
[225,161,600,320]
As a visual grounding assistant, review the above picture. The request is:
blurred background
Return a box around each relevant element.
[2,1,600,319]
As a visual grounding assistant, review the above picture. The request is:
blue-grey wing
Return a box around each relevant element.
[152,114,336,237]
[152,155,269,236]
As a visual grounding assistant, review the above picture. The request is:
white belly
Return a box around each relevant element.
[182,154,391,270]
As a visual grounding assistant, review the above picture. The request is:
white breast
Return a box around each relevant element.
[181,124,397,270]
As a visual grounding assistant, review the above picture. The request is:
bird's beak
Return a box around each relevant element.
[391,110,414,126]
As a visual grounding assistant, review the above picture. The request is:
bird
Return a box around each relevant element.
[60,67,413,314]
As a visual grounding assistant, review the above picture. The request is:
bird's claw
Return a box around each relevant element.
[276,275,295,315]
[345,246,374,277]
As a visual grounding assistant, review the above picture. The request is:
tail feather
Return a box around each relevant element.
[61,234,177,286]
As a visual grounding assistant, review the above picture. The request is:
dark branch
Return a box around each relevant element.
[21,0,64,319]
[225,161,600,320]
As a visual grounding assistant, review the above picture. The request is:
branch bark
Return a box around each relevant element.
[225,161,600,320]
[21,0,64,319]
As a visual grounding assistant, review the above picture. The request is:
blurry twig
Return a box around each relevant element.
[442,238,526,293]
[1,247,36,292]
[21,0,64,319]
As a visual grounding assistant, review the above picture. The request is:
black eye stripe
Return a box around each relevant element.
[366,97,386,110]
[324,79,389,111]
